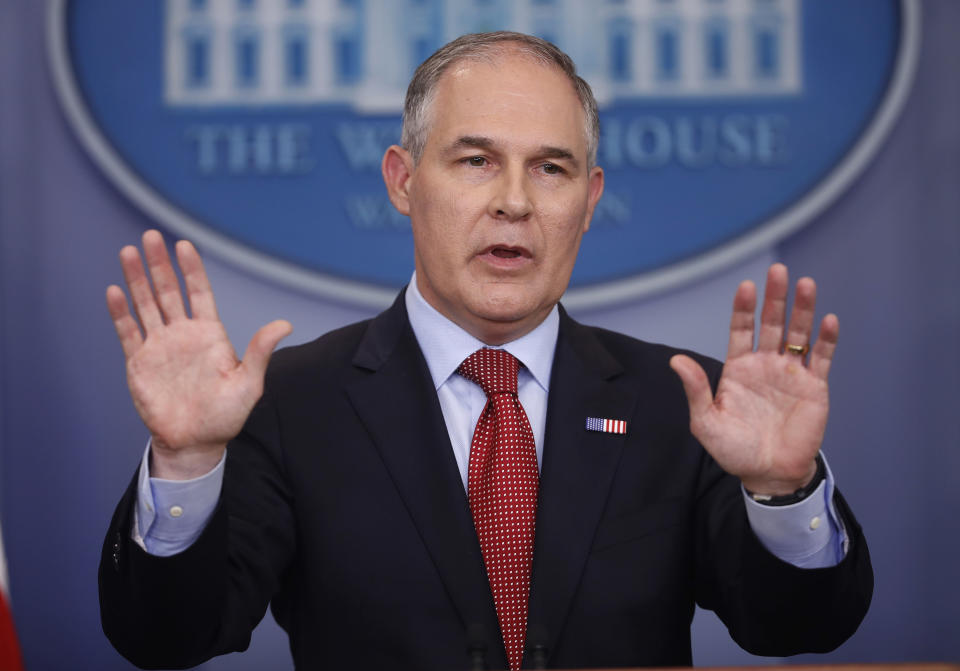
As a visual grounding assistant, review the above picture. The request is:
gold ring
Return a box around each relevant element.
[785,343,809,356]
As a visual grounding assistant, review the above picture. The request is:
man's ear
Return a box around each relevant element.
[582,165,605,234]
[382,145,415,216]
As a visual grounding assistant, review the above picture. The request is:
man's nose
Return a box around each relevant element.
[488,165,532,221]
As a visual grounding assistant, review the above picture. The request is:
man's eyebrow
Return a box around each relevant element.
[538,145,577,162]
[444,137,578,163]
[442,136,496,154]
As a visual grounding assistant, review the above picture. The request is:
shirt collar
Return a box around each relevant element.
[405,272,558,393]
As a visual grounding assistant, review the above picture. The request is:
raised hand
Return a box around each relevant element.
[669,264,837,496]
[106,230,292,479]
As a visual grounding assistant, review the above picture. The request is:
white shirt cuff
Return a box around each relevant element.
[741,453,848,568]
[133,441,225,556]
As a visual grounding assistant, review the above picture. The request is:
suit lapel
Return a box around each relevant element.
[345,293,505,662]
[528,308,640,656]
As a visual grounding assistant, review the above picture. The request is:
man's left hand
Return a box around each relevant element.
[669,263,837,497]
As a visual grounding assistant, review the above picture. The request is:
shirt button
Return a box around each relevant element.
[809,516,822,530]
[169,505,184,518]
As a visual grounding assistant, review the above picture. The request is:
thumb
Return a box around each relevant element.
[669,354,714,425]
[241,319,293,381]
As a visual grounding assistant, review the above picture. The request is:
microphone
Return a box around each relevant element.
[526,624,549,670]
[466,623,488,671]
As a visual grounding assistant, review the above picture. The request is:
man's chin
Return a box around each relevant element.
[470,292,538,323]
[463,292,555,340]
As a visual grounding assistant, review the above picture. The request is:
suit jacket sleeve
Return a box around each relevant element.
[99,380,295,670]
[691,355,873,656]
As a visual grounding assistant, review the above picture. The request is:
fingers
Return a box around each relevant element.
[241,320,294,383]
[176,239,219,321]
[119,243,164,334]
[142,230,187,323]
[106,285,143,358]
[739,264,837,378]
[809,313,839,381]
[726,280,756,359]
[757,263,789,352]
[669,354,714,425]
[783,276,816,355]
[114,230,218,336]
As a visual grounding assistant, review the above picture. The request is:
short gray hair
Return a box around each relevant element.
[401,31,600,168]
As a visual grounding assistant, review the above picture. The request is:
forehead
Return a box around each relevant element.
[425,52,587,157]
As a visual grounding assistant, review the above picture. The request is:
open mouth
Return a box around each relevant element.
[482,244,530,259]
[477,244,532,271]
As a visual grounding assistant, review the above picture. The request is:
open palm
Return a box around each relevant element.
[670,264,837,496]
[106,230,292,479]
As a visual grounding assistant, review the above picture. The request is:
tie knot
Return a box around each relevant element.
[457,348,520,397]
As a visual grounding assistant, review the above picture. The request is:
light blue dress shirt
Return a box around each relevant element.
[136,274,847,567]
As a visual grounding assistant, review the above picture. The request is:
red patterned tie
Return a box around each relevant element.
[458,348,539,671]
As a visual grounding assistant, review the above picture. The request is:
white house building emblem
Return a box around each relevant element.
[49,0,918,307]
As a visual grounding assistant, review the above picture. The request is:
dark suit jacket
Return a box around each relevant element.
[100,293,872,670]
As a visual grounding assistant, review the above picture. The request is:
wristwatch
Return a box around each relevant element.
[746,454,826,506]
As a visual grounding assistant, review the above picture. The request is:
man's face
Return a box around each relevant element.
[383,50,604,345]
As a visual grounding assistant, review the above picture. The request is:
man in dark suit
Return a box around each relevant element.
[100,32,871,670]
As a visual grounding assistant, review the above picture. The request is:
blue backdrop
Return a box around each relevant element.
[0,1,957,669]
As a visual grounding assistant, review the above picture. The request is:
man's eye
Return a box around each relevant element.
[466,156,487,167]
[542,163,563,175]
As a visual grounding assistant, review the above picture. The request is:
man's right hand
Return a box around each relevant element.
[106,230,292,480]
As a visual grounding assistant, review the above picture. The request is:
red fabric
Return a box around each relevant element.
[458,348,538,671]
[0,590,24,671]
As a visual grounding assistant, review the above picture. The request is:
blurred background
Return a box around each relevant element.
[0,0,957,669]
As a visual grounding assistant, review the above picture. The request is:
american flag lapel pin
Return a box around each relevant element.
[585,417,628,435]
